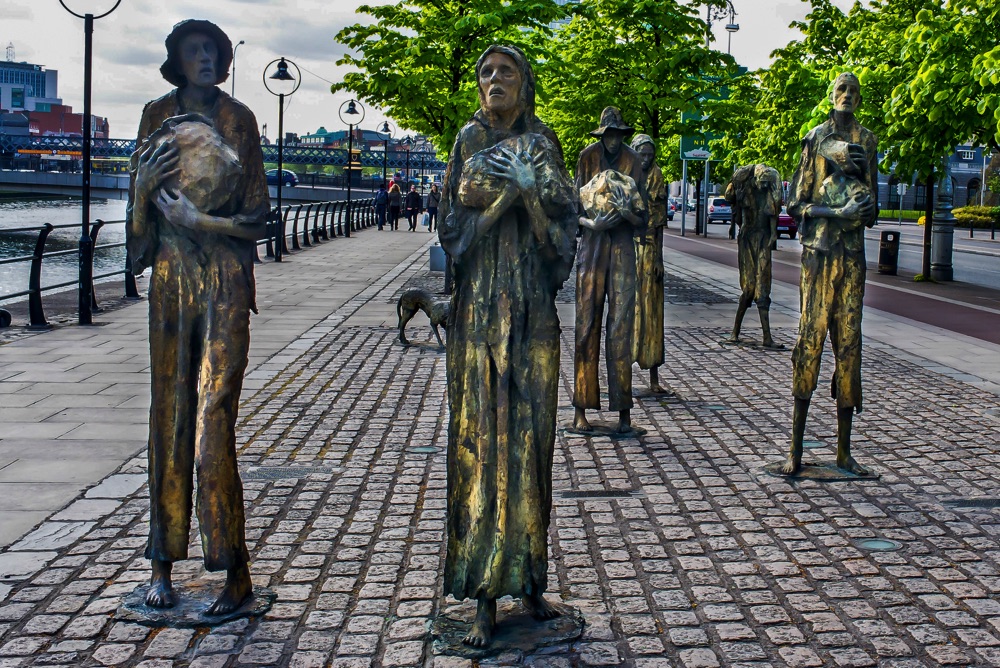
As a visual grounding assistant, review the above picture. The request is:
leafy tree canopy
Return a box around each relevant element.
[333,0,570,156]
[539,0,735,178]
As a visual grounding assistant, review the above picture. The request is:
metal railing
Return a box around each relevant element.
[0,198,376,329]
[0,219,139,330]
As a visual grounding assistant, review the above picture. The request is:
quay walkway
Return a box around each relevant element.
[0,223,999,666]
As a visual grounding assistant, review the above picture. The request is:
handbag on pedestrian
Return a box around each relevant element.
[421,211,430,228]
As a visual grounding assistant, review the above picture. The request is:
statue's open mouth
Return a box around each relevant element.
[489,87,505,97]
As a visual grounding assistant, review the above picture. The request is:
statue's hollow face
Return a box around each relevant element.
[178,32,218,88]
[832,76,861,114]
[479,53,522,115]
[637,144,655,171]
[601,130,626,156]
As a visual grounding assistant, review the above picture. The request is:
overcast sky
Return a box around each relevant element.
[4,0,852,141]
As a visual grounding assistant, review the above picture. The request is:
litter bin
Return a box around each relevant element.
[878,230,900,275]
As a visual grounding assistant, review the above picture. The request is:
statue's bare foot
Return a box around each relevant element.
[206,565,252,616]
[523,593,562,620]
[723,335,740,345]
[837,455,870,476]
[145,579,176,608]
[145,559,176,608]
[573,409,592,432]
[463,597,496,648]
[779,454,802,476]
[762,340,785,350]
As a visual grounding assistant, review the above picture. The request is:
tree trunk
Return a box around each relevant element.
[921,172,934,279]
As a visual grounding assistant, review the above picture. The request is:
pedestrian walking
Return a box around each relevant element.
[405,184,421,231]
[374,184,389,230]
[388,182,402,230]
[427,183,441,232]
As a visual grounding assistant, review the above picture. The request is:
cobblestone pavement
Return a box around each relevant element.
[3,248,1000,667]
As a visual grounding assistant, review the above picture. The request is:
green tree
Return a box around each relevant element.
[539,0,734,175]
[332,0,569,155]
[713,0,854,178]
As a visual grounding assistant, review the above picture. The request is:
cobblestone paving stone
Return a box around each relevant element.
[2,262,1000,667]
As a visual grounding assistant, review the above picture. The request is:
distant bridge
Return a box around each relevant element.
[0,170,386,203]
[0,134,447,170]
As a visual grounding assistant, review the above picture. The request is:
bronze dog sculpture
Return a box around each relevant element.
[397,288,448,348]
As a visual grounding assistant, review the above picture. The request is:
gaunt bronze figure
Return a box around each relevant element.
[725,164,783,349]
[630,134,670,393]
[127,19,267,614]
[781,72,878,476]
[439,45,578,648]
[572,107,648,434]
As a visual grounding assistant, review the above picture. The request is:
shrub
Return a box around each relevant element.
[917,206,1000,228]
[953,206,1000,228]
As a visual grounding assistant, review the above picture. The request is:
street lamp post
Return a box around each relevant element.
[378,120,395,189]
[697,0,739,237]
[338,99,365,238]
[264,57,301,262]
[231,40,245,97]
[402,135,413,189]
[59,0,122,326]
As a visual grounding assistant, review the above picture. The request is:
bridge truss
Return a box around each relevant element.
[0,134,446,171]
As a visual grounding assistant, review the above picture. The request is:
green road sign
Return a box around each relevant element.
[679,68,746,162]
[680,111,715,161]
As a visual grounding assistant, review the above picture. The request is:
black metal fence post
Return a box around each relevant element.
[28,224,54,330]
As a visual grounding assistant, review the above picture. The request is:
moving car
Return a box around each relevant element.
[266,169,298,187]
[777,206,798,239]
[707,197,732,224]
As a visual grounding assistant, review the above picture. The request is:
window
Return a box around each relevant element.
[914,183,927,210]
[959,150,975,161]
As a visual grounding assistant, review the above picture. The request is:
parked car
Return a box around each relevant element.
[777,206,798,239]
[266,169,298,187]
[707,197,732,224]
[665,199,675,221]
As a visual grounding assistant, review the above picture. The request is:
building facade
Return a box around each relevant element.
[0,55,109,138]
[0,59,60,114]
[879,145,994,211]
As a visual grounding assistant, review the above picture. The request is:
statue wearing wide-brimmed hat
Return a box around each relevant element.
[571,106,647,435]
[126,18,268,617]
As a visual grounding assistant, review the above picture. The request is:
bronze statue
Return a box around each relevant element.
[630,134,669,393]
[396,287,448,348]
[725,164,783,349]
[439,45,578,647]
[126,19,268,614]
[780,72,878,477]
[573,107,647,434]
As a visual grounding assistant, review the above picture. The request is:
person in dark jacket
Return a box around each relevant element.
[388,182,402,230]
[427,182,441,232]
[374,184,389,230]
[405,184,422,231]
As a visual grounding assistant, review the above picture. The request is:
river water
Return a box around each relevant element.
[0,197,128,300]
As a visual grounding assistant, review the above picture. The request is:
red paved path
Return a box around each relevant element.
[666,231,1000,346]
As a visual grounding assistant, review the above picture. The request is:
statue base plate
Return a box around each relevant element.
[720,338,786,351]
[115,580,275,628]
[432,598,585,659]
[763,462,880,482]
[633,388,677,399]
[563,421,647,438]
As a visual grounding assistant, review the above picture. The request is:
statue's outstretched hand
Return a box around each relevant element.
[838,193,875,229]
[487,146,537,194]
[154,187,201,230]
[136,140,180,201]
